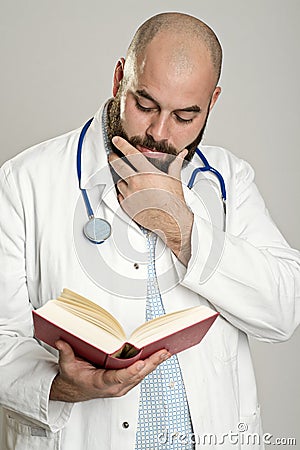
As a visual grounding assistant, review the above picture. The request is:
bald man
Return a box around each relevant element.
[1,12,299,450]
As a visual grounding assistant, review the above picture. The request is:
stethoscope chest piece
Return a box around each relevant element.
[83,217,111,244]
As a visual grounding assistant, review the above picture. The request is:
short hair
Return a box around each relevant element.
[126,12,223,84]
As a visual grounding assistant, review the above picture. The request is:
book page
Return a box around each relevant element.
[57,289,126,340]
[130,305,215,347]
[36,301,125,353]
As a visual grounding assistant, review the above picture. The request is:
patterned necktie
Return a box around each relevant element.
[135,230,194,449]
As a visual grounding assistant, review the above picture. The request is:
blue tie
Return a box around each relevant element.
[135,230,194,449]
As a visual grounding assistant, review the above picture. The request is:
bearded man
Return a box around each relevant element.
[0,12,299,450]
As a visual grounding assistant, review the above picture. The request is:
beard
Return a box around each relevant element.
[107,90,210,172]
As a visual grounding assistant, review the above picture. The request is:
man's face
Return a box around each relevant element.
[109,35,220,167]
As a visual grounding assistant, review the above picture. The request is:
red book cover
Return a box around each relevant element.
[33,310,219,369]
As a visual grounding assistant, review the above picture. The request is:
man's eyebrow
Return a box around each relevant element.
[136,89,159,105]
[135,89,201,113]
[177,105,201,113]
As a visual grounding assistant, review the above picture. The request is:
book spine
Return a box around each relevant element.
[105,349,143,369]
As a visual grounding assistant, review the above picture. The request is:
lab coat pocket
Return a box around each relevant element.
[3,412,61,450]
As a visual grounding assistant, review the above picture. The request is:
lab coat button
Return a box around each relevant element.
[133,263,139,269]
[122,421,130,429]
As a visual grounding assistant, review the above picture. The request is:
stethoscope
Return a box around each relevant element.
[77,118,227,244]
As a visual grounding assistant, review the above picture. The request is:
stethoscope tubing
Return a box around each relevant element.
[190,148,227,202]
[77,118,94,218]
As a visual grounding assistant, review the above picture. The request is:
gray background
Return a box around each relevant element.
[1,0,299,447]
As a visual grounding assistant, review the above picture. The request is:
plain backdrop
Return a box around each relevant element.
[1,0,299,447]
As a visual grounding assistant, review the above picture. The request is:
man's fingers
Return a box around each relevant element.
[112,136,139,157]
[103,349,171,386]
[168,149,188,178]
[135,349,171,377]
[55,340,76,365]
[109,152,135,180]
[111,136,159,173]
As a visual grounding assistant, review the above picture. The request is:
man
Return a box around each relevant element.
[0,12,299,450]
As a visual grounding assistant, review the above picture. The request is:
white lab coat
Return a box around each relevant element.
[0,103,299,450]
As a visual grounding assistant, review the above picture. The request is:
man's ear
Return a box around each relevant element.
[113,58,125,97]
[209,86,221,111]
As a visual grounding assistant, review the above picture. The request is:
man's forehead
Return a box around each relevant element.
[134,36,214,86]
[128,59,215,110]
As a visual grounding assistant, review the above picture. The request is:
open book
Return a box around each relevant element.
[33,289,219,369]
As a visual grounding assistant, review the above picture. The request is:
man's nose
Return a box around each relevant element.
[146,114,170,142]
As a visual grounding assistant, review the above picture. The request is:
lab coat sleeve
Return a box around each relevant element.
[181,156,300,342]
[0,162,73,432]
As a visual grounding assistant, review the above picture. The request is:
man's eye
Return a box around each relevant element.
[175,114,193,124]
[135,101,154,112]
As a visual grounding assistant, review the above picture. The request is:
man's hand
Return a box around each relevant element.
[109,136,194,266]
[50,340,171,402]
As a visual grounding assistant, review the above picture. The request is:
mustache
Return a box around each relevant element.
[128,135,178,156]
